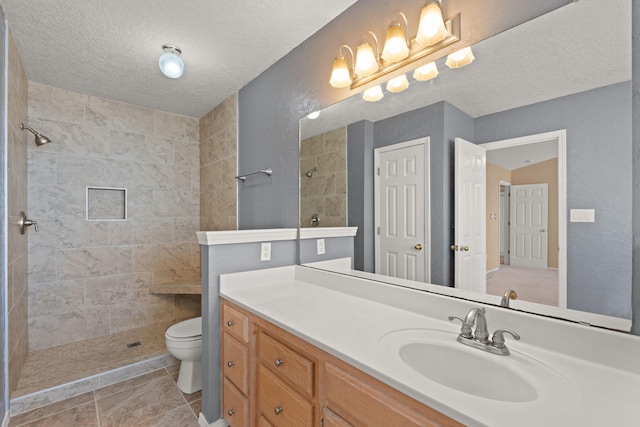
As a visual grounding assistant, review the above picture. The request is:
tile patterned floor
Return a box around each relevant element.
[14,322,174,398]
[9,364,201,427]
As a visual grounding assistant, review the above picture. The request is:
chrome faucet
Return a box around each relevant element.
[500,289,518,307]
[449,307,520,356]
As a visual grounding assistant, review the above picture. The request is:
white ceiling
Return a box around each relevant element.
[0,0,357,118]
[486,139,558,171]
[301,0,631,139]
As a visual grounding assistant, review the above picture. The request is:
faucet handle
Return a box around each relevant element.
[448,315,473,339]
[491,329,521,349]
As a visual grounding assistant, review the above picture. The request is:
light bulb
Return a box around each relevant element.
[329,56,352,88]
[362,85,384,102]
[413,62,439,81]
[416,2,448,46]
[354,42,379,78]
[386,74,409,93]
[158,45,184,79]
[446,46,475,69]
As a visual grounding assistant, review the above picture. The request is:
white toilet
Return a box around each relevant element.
[165,317,202,394]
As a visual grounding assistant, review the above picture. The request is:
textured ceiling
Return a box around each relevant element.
[302,0,631,139]
[0,0,357,118]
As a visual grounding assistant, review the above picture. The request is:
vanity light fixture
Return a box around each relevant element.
[362,85,384,102]
[413,62,439,81]
[416,1,449,47]
[446,46,475,69]
[307,111,321,120]
[158,44,184,79]
[381,12,410,64]
[329,6,461,91]
[386,74,410,93]
[329,45,354,88]
[354,31,380,78]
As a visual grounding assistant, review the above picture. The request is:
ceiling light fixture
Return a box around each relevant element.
[329,45,354,88]
[354,31,380,79]
[416,1,449,47]
[329,6,462,91]
[386,74,410,93]
[446,46,475,68]
[307,111,321,120]
[381,12,410,64]
[413,62,439,81]
[159,44,184,79]
[362,85,384,102]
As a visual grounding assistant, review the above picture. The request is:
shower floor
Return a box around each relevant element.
[13,321,175,399]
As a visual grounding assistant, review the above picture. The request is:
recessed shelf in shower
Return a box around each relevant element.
[86,187,127,221]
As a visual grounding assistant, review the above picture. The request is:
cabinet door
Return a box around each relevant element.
[322,407,353,427]
[258,332,315,398]
[257,365,314,427]
[223,378,249,427]
[223,332,249,394]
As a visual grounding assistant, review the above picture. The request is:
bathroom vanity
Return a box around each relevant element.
[219,265,640,427]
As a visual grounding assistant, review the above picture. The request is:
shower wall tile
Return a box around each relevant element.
[28,83,85,124]
[26,84,202,352]
[8,28,30,393]
[57,246,132,280]
[300,127,347,228]
[154,111,199,143]
[85,96,154,134]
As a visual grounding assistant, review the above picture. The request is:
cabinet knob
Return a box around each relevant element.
[227,360,235,367]
[227,409,236,416]
[274,406,283,415]
[227,320,235,327]
[274,358,283,367]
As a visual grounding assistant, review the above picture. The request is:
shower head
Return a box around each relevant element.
[305,167,317,178]
[20,123,52,146]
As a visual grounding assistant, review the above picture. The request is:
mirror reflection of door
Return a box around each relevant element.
[464,130,566,308]
[374,138,430,282]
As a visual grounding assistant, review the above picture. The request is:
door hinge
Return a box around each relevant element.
[377,227,380,235]
[377,167,380,176]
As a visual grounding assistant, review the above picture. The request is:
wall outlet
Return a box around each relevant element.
[317,239,325,255]
[570,209,595,223]
[261,242,271,261]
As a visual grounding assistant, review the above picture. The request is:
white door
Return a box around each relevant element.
[509,183,548,269]
[375,138,429,282]
[454,138,486,293]
[499,187,510,265]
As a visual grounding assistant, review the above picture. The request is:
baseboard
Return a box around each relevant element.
[2,411,9,427]
[198,413,228,427]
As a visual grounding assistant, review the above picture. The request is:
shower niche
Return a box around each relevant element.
[86,186,127,221]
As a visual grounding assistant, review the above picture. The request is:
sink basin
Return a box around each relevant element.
[379,329,579,405]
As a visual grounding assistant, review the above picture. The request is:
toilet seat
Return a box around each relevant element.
[166,317,202,340]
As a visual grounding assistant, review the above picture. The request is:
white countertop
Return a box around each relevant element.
[219,265,640,427]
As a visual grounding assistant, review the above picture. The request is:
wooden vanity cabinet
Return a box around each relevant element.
[221,299,462,427]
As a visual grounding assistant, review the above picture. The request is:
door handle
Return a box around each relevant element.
[460,246,470,252]
[414,243,423,250]
[450,245,458,251]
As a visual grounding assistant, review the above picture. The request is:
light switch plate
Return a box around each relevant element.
[570,209,595,223]
[261,242,271,261]
[317,239,325,255]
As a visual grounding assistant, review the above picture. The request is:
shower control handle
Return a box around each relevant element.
[19,212,39,234]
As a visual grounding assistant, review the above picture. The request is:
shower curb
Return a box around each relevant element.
[9,353,177,416]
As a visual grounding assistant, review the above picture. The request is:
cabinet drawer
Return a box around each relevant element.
[322,407,352,427]
[258,332,314,398]
[223,378,249,427]
[323,362,451,427]
[258,415,275,427]
[223,333,249,394]
[258,365,314,427]
[223,304,249,343]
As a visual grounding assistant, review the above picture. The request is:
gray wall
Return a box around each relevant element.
[475,82,632,319]
[299,236,354,265]
[347,82,632,319]
[1,8,7,420]
[237,0,572,230]
[200,240,297,424]
[632,0,640,334]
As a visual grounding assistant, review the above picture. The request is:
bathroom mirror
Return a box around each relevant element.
[299,0,632,330]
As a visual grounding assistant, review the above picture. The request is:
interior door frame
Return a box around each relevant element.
[498,180,511,267]
[374,137,431,283]
[481,130,567,308]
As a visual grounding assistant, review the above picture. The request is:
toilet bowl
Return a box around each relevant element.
[166,317,202,394]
